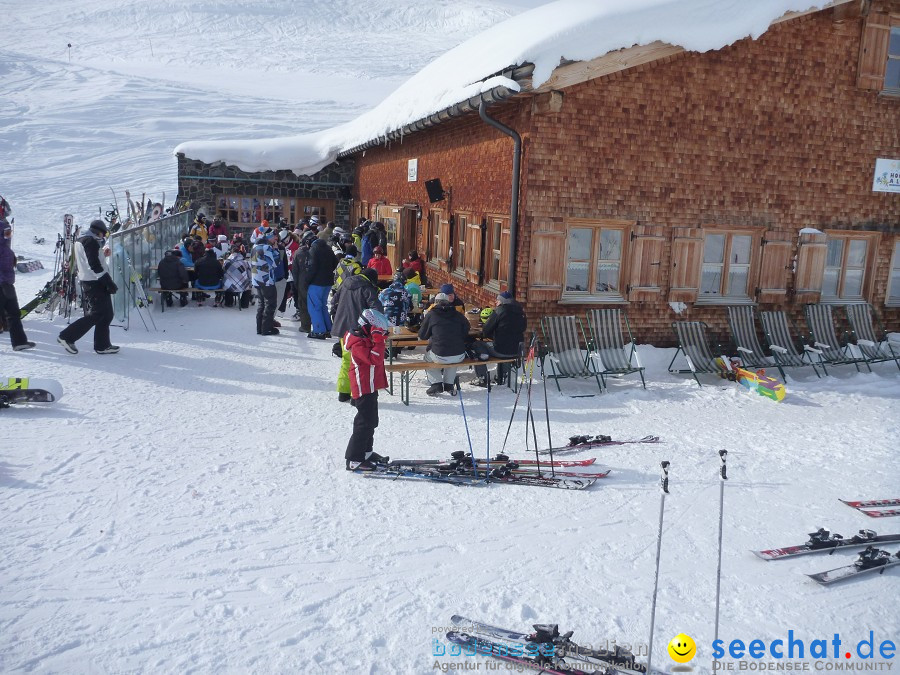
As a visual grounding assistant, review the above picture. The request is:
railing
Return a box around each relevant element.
[108,210,194,322]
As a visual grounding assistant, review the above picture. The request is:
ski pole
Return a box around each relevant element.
[522,337,542,475]
[541,345,555,476]
[647,460,670,673]
[455,376,479,477]
[486,372,491,471]
[501,333,537,453]
[714,449,728,659]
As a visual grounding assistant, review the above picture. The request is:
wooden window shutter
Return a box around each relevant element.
[627,225,665,301]
[857,12,891,90]
[667,228,703,303]
[527,231,563,300]
[439,218,451,269]
[794,231,827,302]
[755,232,793,303]
[499,224,511,285]
[465,219,482,283]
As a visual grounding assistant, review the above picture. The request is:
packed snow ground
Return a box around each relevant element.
[1,307,899,673]
[3,1,900,673]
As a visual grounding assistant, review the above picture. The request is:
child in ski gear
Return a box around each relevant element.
[57,219,120,355]
[403,267,422,306]
[401,250,426,283]
[250,228,280,335]
[0,199,35,351]
[332,267,383,402]
[378,272,412,327]
[345,308,390,471]
[418,293,470,395]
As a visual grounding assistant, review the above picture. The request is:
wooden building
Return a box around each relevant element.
[343,0,900,345]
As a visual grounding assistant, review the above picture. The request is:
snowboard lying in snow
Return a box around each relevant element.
[0,378,63,407]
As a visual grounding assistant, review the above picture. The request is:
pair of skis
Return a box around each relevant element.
[443,615,656,675]
[753,528,900,585]
[385,451,611,479]
[538,434,659,455]
[841,498,900,519]
[364,460,596,490]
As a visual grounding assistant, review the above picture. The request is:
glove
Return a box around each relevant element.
[101,274,119,295]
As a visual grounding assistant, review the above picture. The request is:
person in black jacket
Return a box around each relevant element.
[471,290,527,387]
[305,237,337,338]
[194,249,225,306]
[331,267,383,402]
[157,249,190,307]
[57,219,120,355]
[417,293,470,396]
[291,230,315,332]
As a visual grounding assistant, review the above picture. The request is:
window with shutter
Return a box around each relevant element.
[485,216,510,288]
[465,218,482,283]
[560,219,632,302]
[452,214,468,278]
[756,233,793,303]
[887,239,900,307]
[697,231,757,303]
[426,209,442,270]
[857,8,899,95]
[626,225,664,301]
[668,228,703,303]
[820,231,880,302]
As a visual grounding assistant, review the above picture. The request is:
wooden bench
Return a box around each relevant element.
[384,357,517,406]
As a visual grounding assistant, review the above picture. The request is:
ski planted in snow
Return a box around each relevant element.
[807,546,900,585]
[753,528,900,560]
[448,615,656,675]
[537,434,660,455]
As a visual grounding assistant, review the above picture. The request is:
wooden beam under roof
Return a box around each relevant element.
[531,0,857,94]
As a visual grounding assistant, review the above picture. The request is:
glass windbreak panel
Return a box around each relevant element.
[843,269,864,298]
[701,265,723,295]
[599,229,622,261]
[726,266,749,296]
[822,268,840,297]
[731,235,752,264]
[847,239,867,267]
[568,228,593,261]
[595,262,620,293]
[704,234,726,264]
[566,261,589,292]
[825,239,844,267]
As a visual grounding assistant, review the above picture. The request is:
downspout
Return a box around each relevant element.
[478,101,520,297]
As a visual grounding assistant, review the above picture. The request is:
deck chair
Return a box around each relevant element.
[668,321,724,387]
[540,315,603,394]
[725,306,771,369]
[585,309,646,389]
[759,310,825,380]
[803,304,870,372]
[844,303,900,371]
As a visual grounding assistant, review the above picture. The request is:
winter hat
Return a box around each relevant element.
[373,245,384,255]
[434,293,450,304]
[345,244,359,257]
[279,229,290,242]
[310,215,320,225]
[498,291,514,303]
[89,219,109,235]
[217,234,228,242]
[439,283,454,295]
[361,267,379,283]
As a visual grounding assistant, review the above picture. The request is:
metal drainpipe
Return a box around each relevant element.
[478,100,520,297]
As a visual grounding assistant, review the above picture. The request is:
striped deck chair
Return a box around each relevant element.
[668,321,724,387]
[725,306,770,369]
[540,315,603,394]
[586,309,646,389]
[844,304,900,371]
[804,304,870,372]
[759,310,824,381]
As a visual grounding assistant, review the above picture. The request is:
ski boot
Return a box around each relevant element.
[366,452,390,466]
[568,435,591,447]
[591,434,612,444]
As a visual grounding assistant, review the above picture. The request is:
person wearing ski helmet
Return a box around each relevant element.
[0,196,35,351]
[344,308,390,471]
[250,227,280,335]
[57,219,120,355]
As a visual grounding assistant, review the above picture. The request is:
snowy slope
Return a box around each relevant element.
[2,2,899,674]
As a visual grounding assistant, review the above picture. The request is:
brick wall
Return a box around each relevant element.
[353,6,900,346]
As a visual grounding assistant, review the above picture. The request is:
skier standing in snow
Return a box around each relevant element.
[305,235,337,339]
[57,219,120,355]
[250,228,281,335]
[0,197,35,351]
[331,267,383,402]
[344,308,391,471]
[291,230,315,332]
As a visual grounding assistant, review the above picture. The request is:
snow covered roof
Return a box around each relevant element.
[174,0,848,176]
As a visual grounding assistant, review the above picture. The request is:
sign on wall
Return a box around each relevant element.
[873,158,900,193]
[408,158,418,183]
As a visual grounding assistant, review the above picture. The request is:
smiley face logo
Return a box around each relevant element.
[667,633,696,663]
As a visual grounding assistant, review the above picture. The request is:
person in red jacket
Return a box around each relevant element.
[366,246,393,277]
[401,250,426,281]
[344,308,391,471]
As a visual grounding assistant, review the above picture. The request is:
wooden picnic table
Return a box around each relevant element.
[385,357,518,406]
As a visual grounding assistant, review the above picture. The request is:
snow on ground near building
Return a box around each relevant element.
[1,306,898,672]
